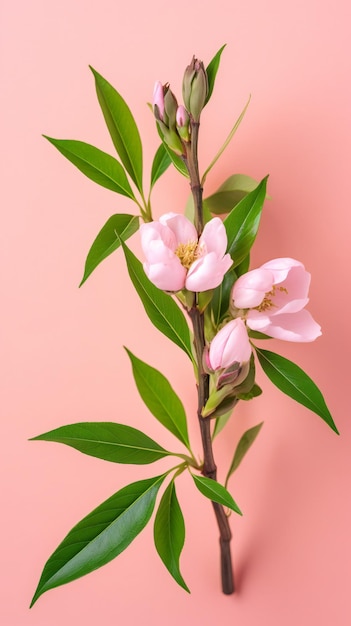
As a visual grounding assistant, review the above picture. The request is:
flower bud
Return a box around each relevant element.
[176,105,190,141]
[207,319,251,372]
[153,81,165,121]
[182,56,208,122]
[163,86,178,129]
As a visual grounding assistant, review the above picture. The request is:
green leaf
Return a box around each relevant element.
[44,137,136,199]
[224,176,268,268]
[201,96,251,185]
[225,422,264,487]
[236,383,262,401]
[154,481,189,592]
[211,268,237,326]
[30,422,172,464]
[125,349,190,450]
[255,348,339,434]
[212,409,234,439]
[30,474,167,606]
[121,241,194,362]
[156,124,189,178]
[150,143,172,189]
[205,44,226,105]
[90,67,143,191]
[203,174,259,215]
[80,214,139,286]
[191,474,242,515]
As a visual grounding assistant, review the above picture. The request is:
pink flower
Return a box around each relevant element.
[232,258,322,342]
[140,213,233,292]
[206,319,252,371]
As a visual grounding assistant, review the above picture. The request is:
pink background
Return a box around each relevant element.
[2,1,350,624]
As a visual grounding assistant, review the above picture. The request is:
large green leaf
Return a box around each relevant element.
[90,67,143,192]
[80,214,139,286]
[255,348,339,434]
[154,480,189,592]
[224,176,268,268]
[44,137,136,199]
[30,422,172,464]
[205,44,226,105]
[225,422,263,487]
[150,143,172,189]
[30,474,167,606]
[203,174,259,215]
[121,241,194,362]
[191,474,242,515]
[125,349,190,450]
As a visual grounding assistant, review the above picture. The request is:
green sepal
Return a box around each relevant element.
[255,348,339,434]
[121,240,194,362]
[30,474,167,607]
[156,123,189,178]
[79,214,139,286]
[30,422,173,465]
[154,480,190,592]
[236,383,262,401]
[44,137,137,199]
[224,176,268,268]
[191,474,242,515]
[225,422,264,487]
[125,348,191,451]
[90,66,143,192]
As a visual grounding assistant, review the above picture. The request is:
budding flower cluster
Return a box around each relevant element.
[152,55,208,155]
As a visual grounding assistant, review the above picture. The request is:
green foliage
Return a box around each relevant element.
[150,143,172,189]
[121,241,194,362]
[211,268,237,327]
[224,176,268,268]
[125,349,191,450]
[255,348,339,433]
[43,137,136,198]
[191,474,242,515]
[30,422,173,464]
[154,480,189,592]
[205,44,226,105]
[90,66,143,192]
[80,214,139,286]
[30,474,167,606]
[225,422,264,487]
[204,174,259,215]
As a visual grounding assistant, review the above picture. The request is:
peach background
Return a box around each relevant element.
[2,1,350,624]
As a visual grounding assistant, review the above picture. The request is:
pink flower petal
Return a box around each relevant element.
[208,318,251,370]
[233,268,274,308]
[199,218,228,257]
[186,252,232,292]
[248,309,321,342]
[143,257,186,291]
[160,213,197,245]
[260,257,303,284]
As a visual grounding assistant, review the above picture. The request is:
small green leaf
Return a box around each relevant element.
[224,176,268,268]
[255,348,339,434]
[30,422,172,464]
[30,474,167,606]
[248,330,271,340]
[121,241,194,362]
[154,481,190,592]
[205,44,226,105]
[90,67,143,192]
[225,422,264,486]
[125,349,190,450]
[156,124,189,178]
[44,137,136,199]
[211,268,237,326]
[80,214,139,286]
[191,474,242,515]
[203,174,259,215]
[201,96,251,185]
[212,408,234,439]
[150,143,172,189]
[236,383,262,401]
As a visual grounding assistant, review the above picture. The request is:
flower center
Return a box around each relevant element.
[256,285,288,312]
[175,241,199,270]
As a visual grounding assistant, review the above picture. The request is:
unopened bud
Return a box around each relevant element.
[153,81,165,121]
[176,105,190,141]
[182,56,209,122]
[163,86,178,129]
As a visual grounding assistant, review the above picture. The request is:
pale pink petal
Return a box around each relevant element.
[186,252,232,291]
[233,268,274,308]
[248,310,321,342]
[199,217,228,257]
[142,239,176,264]
[143,257,186,291]
[160,213,197,245]
[208,319,251,369]
[269,265,311,314]
[140,222,177,256]
[261,258,303,284]
[153,81,164,119]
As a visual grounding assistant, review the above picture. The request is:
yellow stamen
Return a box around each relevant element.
[175,241,199,270]
[256,285,288,312]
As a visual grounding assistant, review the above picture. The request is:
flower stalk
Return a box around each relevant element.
[186,123,235,595]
